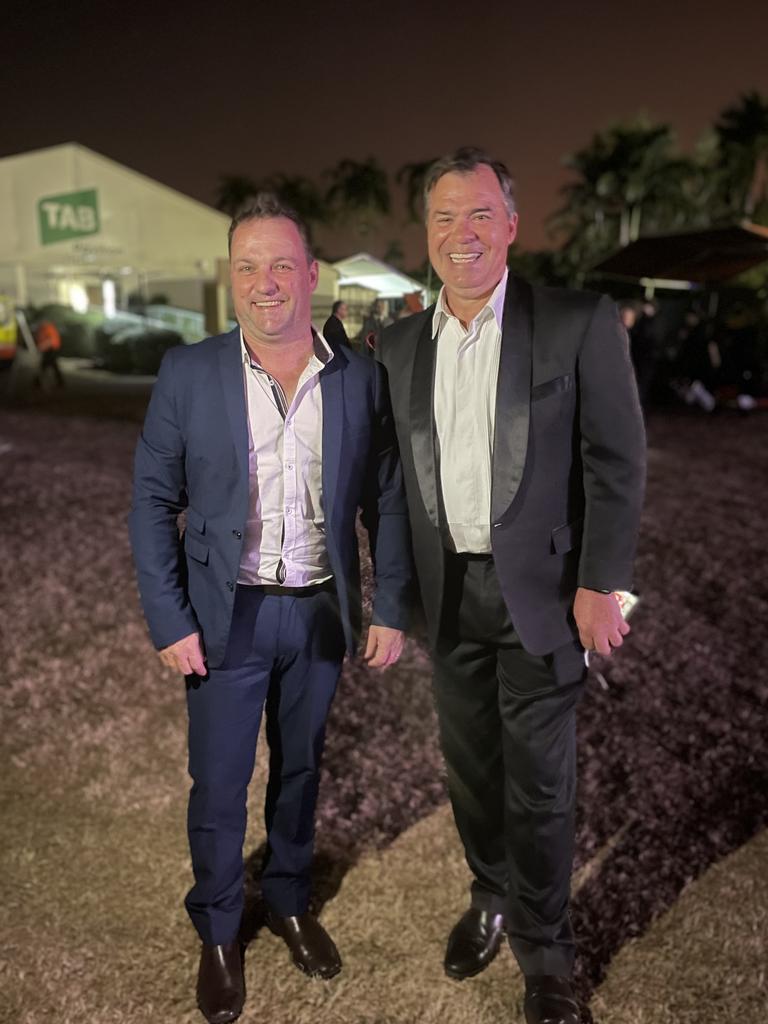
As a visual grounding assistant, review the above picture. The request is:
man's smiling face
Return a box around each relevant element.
[427,165,518,314]
[230,216,318,349]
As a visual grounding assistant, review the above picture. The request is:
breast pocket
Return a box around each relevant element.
[532,373,574,402]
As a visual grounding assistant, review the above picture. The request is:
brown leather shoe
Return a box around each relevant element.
[524,974,580,1024]
[266,911,342,979]
[196,942,245,1024]
[444,907,505,979]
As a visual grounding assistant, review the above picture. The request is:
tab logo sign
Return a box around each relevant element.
[38,189,100,245]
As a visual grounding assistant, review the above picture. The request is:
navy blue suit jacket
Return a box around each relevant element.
[129,327,412,668]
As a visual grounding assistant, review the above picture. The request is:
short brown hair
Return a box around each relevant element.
[228,192,313,262]
[423,147,516,219]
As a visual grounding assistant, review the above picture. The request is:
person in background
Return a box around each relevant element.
[675,307,719,413]
[629,300,659,409]
[322,300,350,348]
[33,318,64,389]
[359,298,387,355]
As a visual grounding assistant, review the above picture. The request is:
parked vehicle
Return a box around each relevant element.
[101,327,183,375]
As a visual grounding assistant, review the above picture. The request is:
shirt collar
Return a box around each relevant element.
[240,327,334,370]
[431,268,508,338]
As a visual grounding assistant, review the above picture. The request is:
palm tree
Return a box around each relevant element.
[325,157,390,236]
[258,173,328,228]
[714,91,768,221]
[549,117,698,267]
[215,174,259,216]
[395,158,438,222]
[215,172,327,246]
[383,239,405,267]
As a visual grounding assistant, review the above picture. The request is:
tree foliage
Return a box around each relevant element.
[714,90,768,221]
[214,92,768,287]
[549,117,698,271]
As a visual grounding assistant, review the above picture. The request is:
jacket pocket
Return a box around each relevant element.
[551,516,583,555]
[532,373,574,402]
[185,535,209,565]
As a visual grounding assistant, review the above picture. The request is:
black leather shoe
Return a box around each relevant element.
[266,911,342,979]
[444,907,505,980]
[196,942,245,1024]
[524,975,580,1024]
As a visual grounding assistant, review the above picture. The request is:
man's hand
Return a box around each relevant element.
[158,632,207,676]
[362,625,405,669]
[573,587,630,657]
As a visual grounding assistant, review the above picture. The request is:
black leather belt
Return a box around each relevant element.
[445,549,494,562]
[240,580,334,597]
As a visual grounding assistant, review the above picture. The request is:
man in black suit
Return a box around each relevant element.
[322,300,350,348]
[377,148,645,1024]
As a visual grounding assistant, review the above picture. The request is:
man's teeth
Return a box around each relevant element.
[449,253,481,262]
[254,300,282,306]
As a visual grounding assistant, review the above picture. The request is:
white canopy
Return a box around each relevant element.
[333,253,426,302]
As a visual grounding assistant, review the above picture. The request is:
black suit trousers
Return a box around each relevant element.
[433,551,586,976]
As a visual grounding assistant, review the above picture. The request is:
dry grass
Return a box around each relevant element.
[591,828,768,1024]
[1,403,767,1024]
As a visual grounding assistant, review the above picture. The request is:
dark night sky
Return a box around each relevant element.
[5,0,768,263]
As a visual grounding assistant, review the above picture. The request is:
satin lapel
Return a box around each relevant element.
[320,349,343,525]
[218,328,249,482]
[409,314,440,528]
[491,276,533,524]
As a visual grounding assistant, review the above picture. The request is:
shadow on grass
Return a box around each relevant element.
[240,843,355,946]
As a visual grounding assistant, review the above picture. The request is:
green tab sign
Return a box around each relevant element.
[37,189,100,245]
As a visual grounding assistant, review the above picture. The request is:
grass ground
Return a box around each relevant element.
[1,402,766,1023]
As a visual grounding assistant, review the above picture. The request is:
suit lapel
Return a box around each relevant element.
[320,347,344,524]
[491,276,533,523]
[218,328,249,482]
[409,313,440,528]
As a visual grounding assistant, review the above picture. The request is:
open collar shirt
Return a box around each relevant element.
[237,328,334,587]
[432,269,507,554]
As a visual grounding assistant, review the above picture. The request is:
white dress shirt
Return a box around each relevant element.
[433,270,507,553]
[237,329,334,587]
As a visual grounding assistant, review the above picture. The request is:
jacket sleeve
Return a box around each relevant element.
[577,295,647,592]
[127,348,199,650]
[360,358,413,631]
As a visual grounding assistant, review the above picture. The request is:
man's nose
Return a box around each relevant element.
[251,269,278,294]
[452,218,478,243]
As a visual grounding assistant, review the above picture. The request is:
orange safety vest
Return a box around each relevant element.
[35,321,62,352]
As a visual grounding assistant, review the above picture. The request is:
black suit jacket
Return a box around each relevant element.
[377,275,646,655]
[322,314,349,348]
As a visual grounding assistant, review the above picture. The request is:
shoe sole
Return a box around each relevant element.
[292,957,342,981]
[196,1002,243,1024]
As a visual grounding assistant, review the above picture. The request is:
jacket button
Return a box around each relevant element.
[233,530,242,539]
[493,522,501,529]
[226,580,233,591]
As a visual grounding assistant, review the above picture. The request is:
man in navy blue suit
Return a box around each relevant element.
[129,194,411,1024]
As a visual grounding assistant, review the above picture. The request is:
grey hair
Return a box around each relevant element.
[423,147,516,218]
[228,192,313,262]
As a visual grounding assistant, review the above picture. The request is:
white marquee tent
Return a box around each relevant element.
[0,143,338,320]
